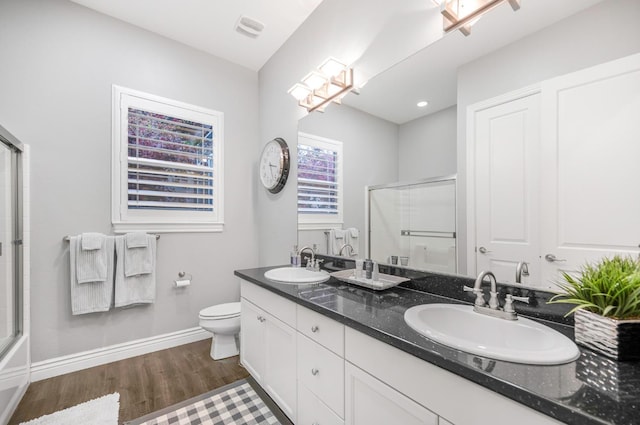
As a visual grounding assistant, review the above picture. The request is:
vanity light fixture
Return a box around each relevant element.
[287,57,355,113]
[438,0,521,36]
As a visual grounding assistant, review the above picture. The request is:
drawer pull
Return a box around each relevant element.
[311,325,319,333]
[311,368,319,376]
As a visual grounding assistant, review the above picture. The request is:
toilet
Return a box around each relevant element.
[199,302,241,360]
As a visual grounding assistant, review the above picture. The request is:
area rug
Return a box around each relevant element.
[19,392,119,425]
[125,378,284,425]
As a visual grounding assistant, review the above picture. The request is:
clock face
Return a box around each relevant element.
[260,138,290,194]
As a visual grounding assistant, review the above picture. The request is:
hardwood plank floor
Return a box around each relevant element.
[9,339,249,424]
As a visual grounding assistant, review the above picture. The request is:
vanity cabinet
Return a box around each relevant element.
[296,304,345,424]
[345,362,437,425]
[345,327,562,425]
[240,281,297,420]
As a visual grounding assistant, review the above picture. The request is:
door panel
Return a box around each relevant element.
[541,54,640,286]
[474,93,540,285]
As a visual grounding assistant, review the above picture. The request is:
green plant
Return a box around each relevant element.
[548,256,640,319]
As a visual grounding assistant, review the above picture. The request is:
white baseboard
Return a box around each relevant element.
[31,327,211,382]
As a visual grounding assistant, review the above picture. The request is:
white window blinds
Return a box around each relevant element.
[127,108,214,212]
[297,133,343,227]
[112,86,224,232]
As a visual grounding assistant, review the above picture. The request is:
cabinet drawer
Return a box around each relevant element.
[298,385,344,425]
[298,333,345,417]
[297,304,344,355]
[241,279,296,327]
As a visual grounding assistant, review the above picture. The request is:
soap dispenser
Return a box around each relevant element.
[291,245,300,267]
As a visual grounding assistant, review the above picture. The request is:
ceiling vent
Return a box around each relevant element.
[235,15,265,38]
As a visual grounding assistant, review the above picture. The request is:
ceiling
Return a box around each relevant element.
[344,0,606,124]
[69,0,324,71]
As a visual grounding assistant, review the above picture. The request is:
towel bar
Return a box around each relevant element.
[63,234,161,242]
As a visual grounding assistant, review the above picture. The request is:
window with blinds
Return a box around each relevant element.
[297,133,343,228]
[112,86,224,232]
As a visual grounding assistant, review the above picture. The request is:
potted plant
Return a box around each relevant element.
[549,256,640,361]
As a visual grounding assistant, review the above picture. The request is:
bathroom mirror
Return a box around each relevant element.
[296,0,637,282]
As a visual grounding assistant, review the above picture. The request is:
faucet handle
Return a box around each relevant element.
[463,285,477,293]
[504,294,529,314]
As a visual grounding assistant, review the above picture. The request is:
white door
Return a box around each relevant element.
[540,53,640,288]
[263,312,297,421]
[345,362,437,425]
[473,92,541,285]
[240,299,265,382]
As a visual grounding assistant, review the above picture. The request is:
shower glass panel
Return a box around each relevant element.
[0,137,21,358]
[369,176,457,274]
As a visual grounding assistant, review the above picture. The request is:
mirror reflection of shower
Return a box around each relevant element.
[368,176,457,274]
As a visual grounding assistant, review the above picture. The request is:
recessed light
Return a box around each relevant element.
[417,101,429,108]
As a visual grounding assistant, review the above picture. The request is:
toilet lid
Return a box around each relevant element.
[199,302,241,319]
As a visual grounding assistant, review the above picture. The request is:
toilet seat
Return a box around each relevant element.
[199,302,241,320]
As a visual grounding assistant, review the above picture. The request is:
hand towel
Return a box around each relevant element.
[126,232,148,248]
[329,229,347,255]
[115,235,156,307]
[81,232,105,250]
[124,233,153,277]
[76,233,108,283]
[69,236,115,315]
[346,227,359,255]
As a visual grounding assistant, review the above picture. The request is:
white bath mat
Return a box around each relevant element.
[19,392,119,425]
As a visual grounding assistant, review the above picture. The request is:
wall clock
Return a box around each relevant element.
[259,137,290,194]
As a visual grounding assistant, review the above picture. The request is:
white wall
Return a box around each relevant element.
[0,0,259,362]
[298,105,398,256]
[398,105,456,182]
[257,0,439,267]
[455,0,640,274]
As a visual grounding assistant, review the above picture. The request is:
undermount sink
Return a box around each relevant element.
[404,304,580,365]
[264,267,330,284]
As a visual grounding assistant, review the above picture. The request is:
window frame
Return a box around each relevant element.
[111,85,224,233]
[297,132,344,230]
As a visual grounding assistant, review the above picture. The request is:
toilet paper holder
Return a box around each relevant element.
[175,271,193,288]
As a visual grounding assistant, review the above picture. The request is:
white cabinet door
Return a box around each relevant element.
[263,312,297,420]
[240,298,265,382]
[540,53,640,287]
[472,92,541,285]
[345,362,438,425]
[240,294,297,421]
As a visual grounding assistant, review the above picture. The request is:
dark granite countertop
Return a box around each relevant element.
[235,264,640,425]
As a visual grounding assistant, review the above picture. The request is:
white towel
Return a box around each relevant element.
[115,235,156,307]
[126,232,148,248]
[76,233,108,283]
[329,229,347,255]
[124,233,153,277]
[81,232,104,250]
[69,236,115,315]
[346,227,359,256]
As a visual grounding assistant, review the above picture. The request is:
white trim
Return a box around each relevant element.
[111,85,224,230]
[112,221,223,233]
[30,327,210,382]
[465,84,541,276]
[297,223,343,231]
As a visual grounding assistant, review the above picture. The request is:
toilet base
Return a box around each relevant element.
[210,333,239,360]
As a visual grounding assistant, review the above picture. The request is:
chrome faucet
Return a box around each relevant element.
[515,261,529,283]
[464,271,529,320]
[338,243,353,257]
[298,246,315,269]
[464,271,499,309]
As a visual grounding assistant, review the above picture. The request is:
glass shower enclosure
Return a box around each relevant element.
[0,123,27,424]
[367,176,457,274]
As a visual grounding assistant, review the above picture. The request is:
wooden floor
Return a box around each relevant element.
[9,339,249,424]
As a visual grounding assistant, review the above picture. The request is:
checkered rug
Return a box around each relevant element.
[125,379,282,425]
